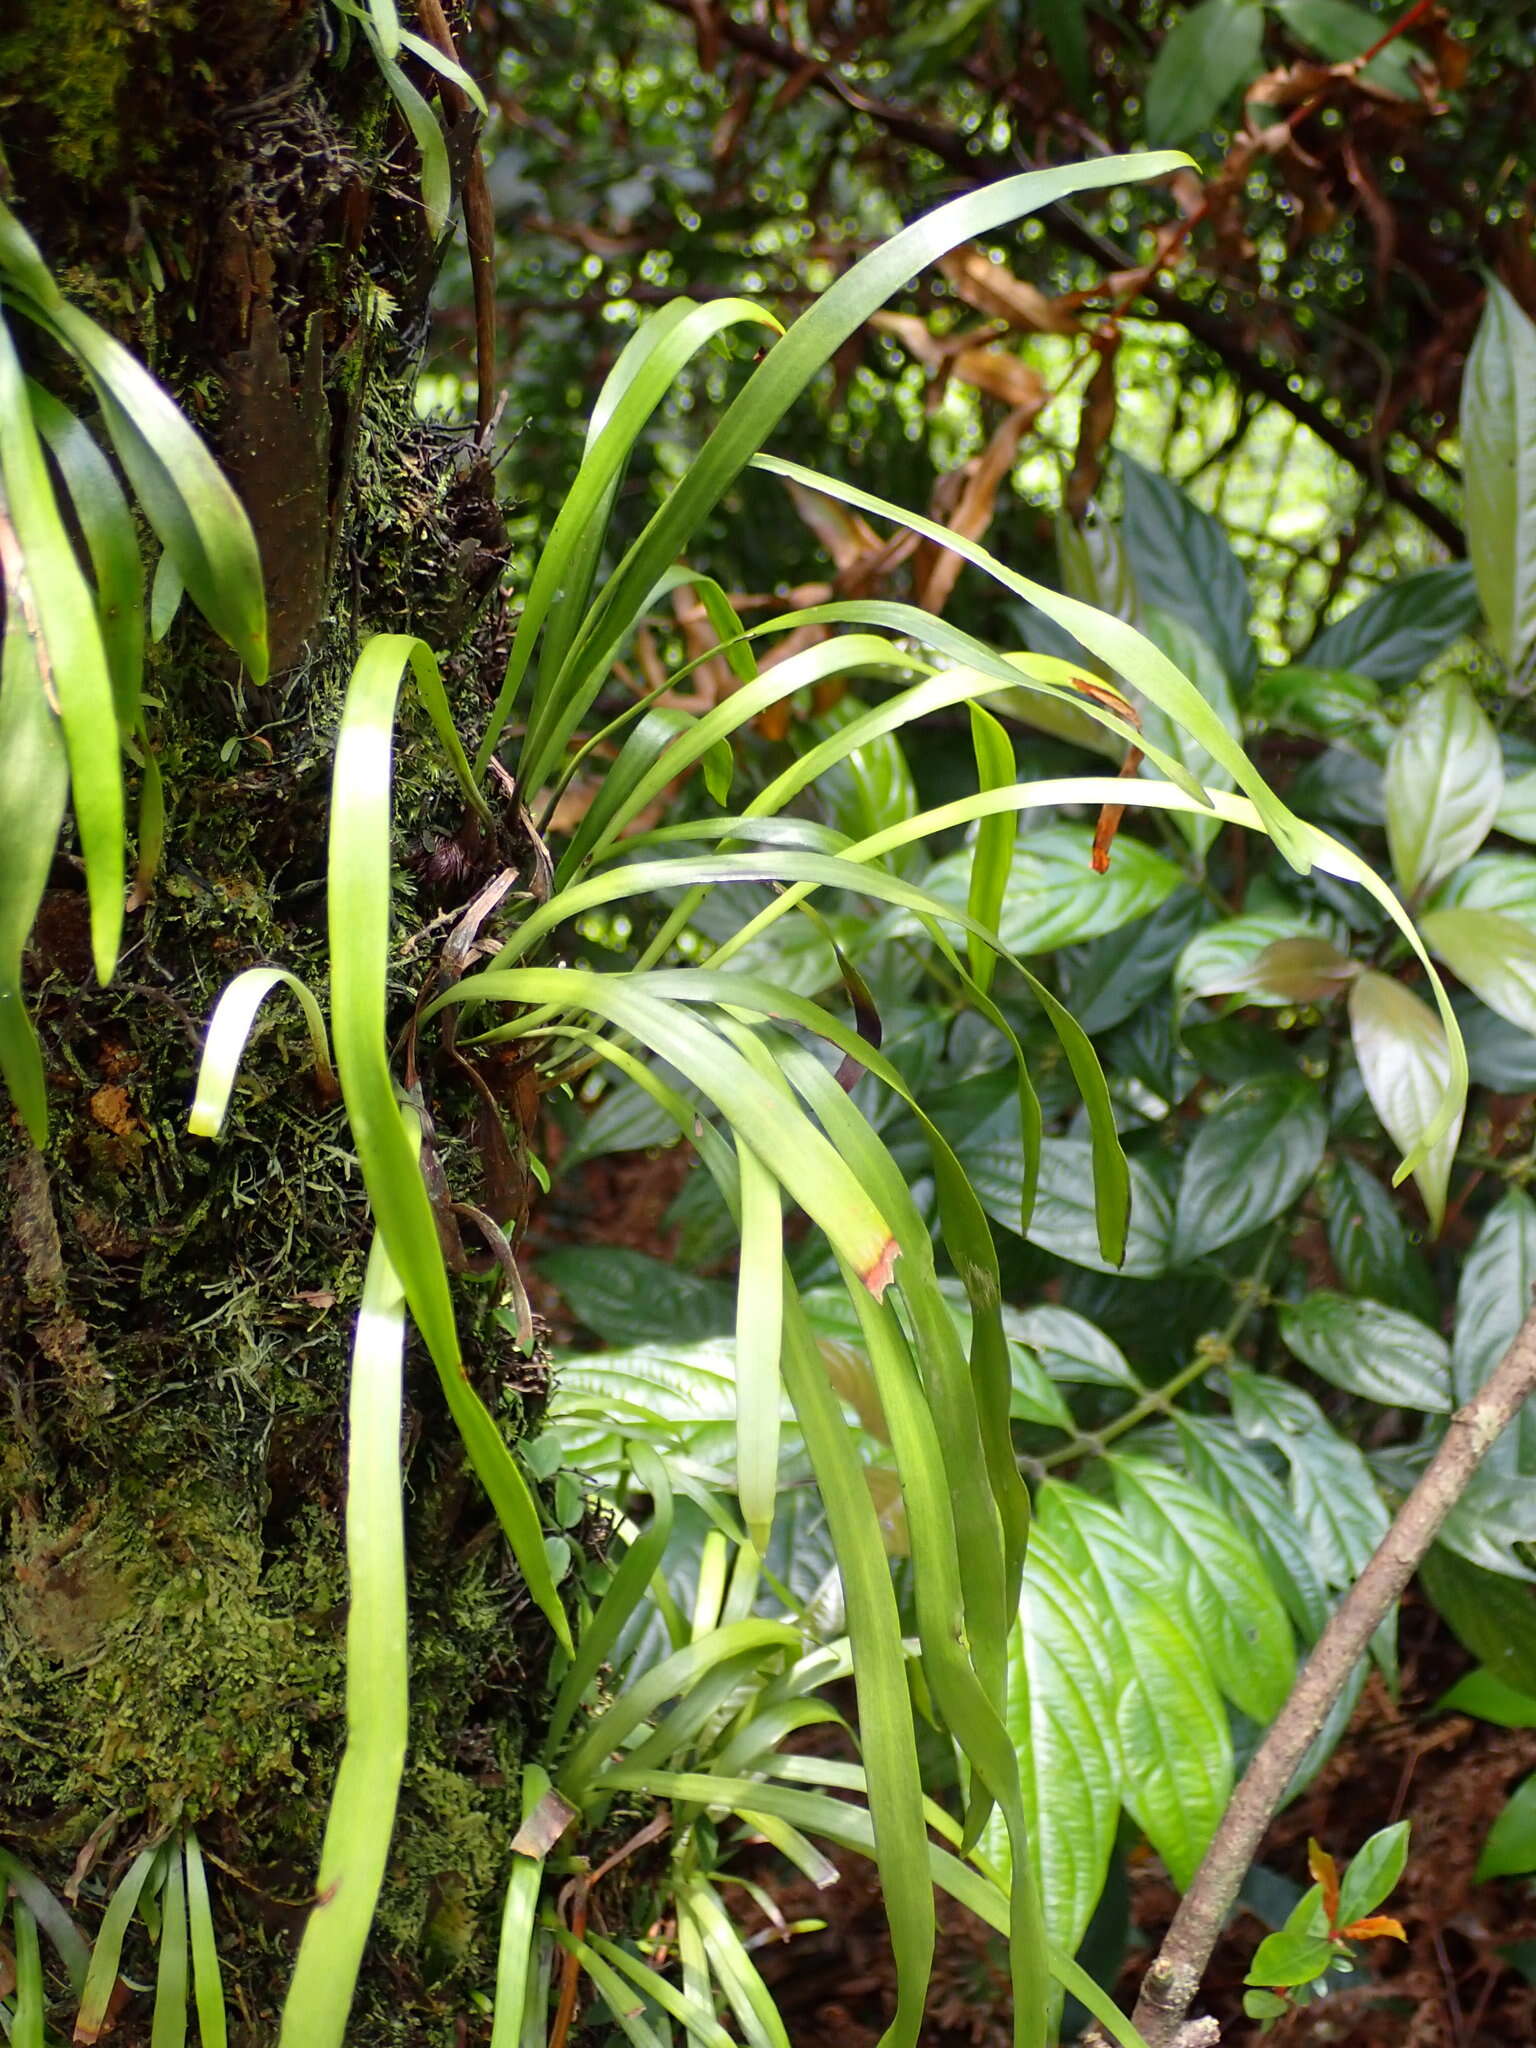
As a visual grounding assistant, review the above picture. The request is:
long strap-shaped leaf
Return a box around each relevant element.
[0,309,123,982]
[0,198,268,684]
[481,297,783,776]
[753,454,1311,868]
[426,969,898,1291]
[326,635,568,1646]
[183,1833,227,2048]
[277,1229,409,2048]
[0,590,67,1142]
[544,1037,938,2048]
[74,1846,162,2044]
[490,1765,557,2048]
[516,153,1189,793]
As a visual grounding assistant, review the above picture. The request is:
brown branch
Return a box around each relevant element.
[1125,1300,1536,2048]
[654,0,1464,555]
[416,0,497,439]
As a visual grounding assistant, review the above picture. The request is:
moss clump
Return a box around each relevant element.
[0,0,193,188]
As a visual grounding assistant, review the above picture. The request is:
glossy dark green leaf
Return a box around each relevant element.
[1279,1293,1451,1412]
[1478,1774,1536,1882]
[1144,0,1264,144]
[966,1135,1172,1276]
[1385,678,1502,897]
[540,1246,732,1346]
[1009,1304,1141,1390]
[1173,1072,1327,1261]
[1420,1546,1536,1696]
[1348,970,1463,1234]
[1061,889,1210,1036]
[1305,564,1482,688]
[927,822,1184,956]
[1109,1453,1295,1719]
[1463,278,1536,677]
[1034,0,1091,103]
[1175,912,1328,1009]
[1229,1368,1394,1670]
[1175,1417,1331,1642]
[1249,663,1386,748]
[1322,1156,1437,1323]
[1437,1668,1536,1729]
[1452,1190,1536,1407]
[1423,907,1536,1038]
[1120,454,1253,689]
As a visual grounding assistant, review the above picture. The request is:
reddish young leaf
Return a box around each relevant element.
[1308,1838,1341,1927]
[1340,1914,1407,1943]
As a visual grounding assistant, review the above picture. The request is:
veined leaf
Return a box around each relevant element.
[1463,278,1536,677]
[1304,563,1482,688]
[1144,0,1264,144]
[1039,1483,1231,1888]
[1108,1453,1295,1720]
[1280,1292,1452,1412]
[1173,1071,1326,1261]
[1348,969,1463,1233]
[1423,907,1536,1039]
[1384,678,1502,897]
[985,1526,1121,1958]
[1120,454,1253,690]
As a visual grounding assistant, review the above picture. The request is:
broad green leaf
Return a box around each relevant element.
[966,1134,1173,1276]
[1174,1072,1327,1260]
[1422,907,1536,1038]
[1036,0,1091,103]
[1497,766,1536,844]
[1336,1821,1410,1925]
[1463,278,1536,676]
[1174,911,1327,1009]
[278,1233,409,2048]
[1348,970,1463,1233]
[1109,1453,1295,1720]
[1039,1483,1232,1888]
[1421,1546,1536,1694]
[1478,1774,1536,1882]
[560,1070,690,1169]
[1009,1304,1141,1391]
[1249,664,1385,746]
[1452,1190,1536,1406]
[926,823,1184,955]
[1385,678,1502,896]
[539,1247,733,1346]
[1175,1417,1331,1642]
[1062,890,1211,1036]
[1431,1459,1536,1578]
[1228,1369,1392,1667]
[1120,455,1253,690]
[1437,1668,1536,1728]
[1322,1155,1437,1323]
[1245,1928,1335,1989]
[1304,564,1482,688]
[1270,0,1421,91]
[1431,851,1536,928]
[1279,1293,1451,1411]
[986,1528,1121,1957]
[1144,0,1264,144]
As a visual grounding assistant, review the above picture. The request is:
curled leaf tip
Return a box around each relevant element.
[863,1235,900,1300]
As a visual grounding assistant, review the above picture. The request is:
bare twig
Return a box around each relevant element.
[1127,1300,1536,2048]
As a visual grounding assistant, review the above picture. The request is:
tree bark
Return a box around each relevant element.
[0,7,536,2040]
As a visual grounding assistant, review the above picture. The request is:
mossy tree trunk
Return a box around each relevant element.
[0,7,545,2040]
